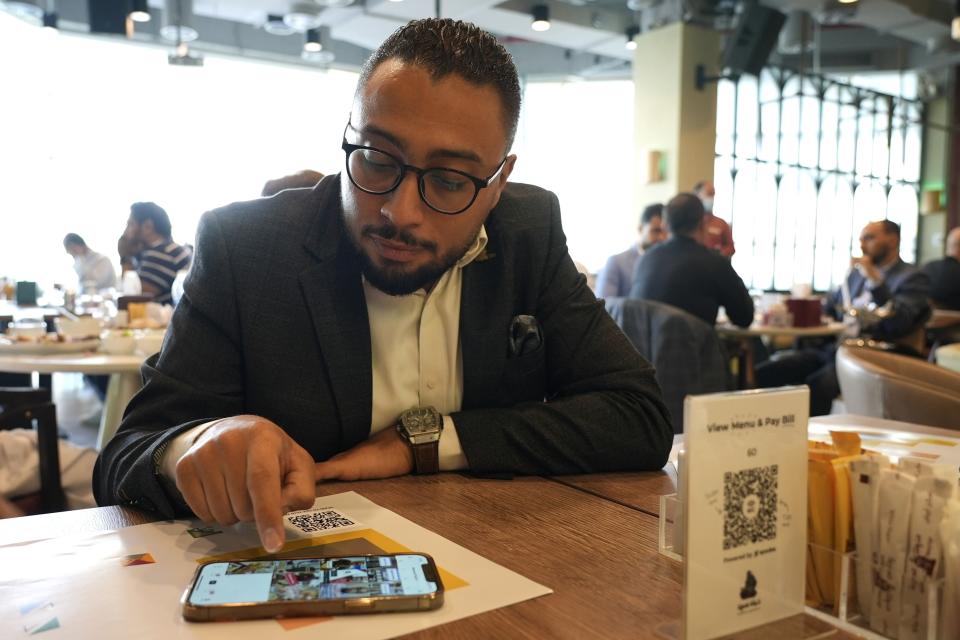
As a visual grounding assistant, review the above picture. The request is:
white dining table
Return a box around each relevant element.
[0,351,144,449]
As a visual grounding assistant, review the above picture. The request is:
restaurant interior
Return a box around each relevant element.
[2,0,960,638]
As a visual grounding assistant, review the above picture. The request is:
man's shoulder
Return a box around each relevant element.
[205,175,338,239]
[491,182,557,230]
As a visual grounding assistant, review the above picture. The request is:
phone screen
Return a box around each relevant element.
[188,555,437,605]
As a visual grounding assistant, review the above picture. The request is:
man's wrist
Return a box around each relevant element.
[395,407,443,474]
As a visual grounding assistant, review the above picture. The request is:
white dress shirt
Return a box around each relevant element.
[160,227,488,478]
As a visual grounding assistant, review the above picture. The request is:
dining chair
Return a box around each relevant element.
[0,387,66,513]
[605,297,729,434]
[835,345,960,431]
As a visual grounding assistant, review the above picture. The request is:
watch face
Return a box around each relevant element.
[402,408,441,436]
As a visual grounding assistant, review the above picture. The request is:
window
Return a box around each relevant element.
[510,79,635,272]
[0,13,358,287]
[715,68,922,292]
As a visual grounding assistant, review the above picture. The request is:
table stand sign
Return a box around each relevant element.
[679,387,810,640]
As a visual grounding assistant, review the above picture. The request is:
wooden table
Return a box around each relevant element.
[0,474,684,639]
[0,471,865,639]
[549,465,678,517]
[716,322,846,388]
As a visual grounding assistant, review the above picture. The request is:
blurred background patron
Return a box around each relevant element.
[595,203,665,298]
[923,226,960,310]
[62,233,116,293]
[629,193,753,327]
[119,202,192,305]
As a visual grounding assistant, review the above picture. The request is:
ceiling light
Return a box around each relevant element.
[302,26,335,64]
[625,25,640,50]
[837,0,858,3]
[284,2,324,32]
[263,14,295,36]
[129,0,151,23]
[304,28,322,53]
[3,1,43,24]
[954,0,960,41]
[161,0,199,43]
[531,5,550,32]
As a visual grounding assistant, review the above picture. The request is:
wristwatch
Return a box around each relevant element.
[396,406,443,475]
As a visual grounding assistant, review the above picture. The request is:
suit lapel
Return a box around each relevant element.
[460,226,508,410]
[299,178,372,449]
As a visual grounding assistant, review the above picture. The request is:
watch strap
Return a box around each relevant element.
[410,439,440,475]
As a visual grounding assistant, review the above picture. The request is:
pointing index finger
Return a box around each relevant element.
[247,445,285,553]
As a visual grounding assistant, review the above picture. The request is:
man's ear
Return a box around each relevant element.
[487,154,517,210]
[498,154,517,186]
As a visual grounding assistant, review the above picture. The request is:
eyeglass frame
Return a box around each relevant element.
[340,125,509,215]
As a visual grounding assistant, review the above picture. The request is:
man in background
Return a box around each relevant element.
[757,220,930,415]
[923,226,960,310]
[63,233,116,292]
[595,203,665,298]
[629,193,753,328]
[693,180,734,258]
[119,202,192,304]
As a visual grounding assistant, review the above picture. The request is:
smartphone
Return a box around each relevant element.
[181,553,443,622]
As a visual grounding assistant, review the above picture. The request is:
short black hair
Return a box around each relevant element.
[357,18,521,151]
[665,193,705,236]
[880,219,901,237]
[130,202,172,239]
[640,203,663,227]
[63,233,85,247]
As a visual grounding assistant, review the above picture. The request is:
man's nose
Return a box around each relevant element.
[381,172,426,226]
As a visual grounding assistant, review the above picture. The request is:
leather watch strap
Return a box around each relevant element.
[410,440,440,474]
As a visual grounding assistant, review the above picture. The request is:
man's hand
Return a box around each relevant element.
[314,426,413,482]
[851,257,881,284]
[174,415,316,553]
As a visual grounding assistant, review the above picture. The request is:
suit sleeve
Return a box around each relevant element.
[871,268,931,339]
[595,255,620,299]
[717,261,754,328]
[93,210,245,517]
[452,193,673,475]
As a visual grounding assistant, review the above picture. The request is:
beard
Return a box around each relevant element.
[350,221,477,296]
[867,246,889,265]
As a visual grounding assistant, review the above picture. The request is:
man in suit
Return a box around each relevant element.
[94,18,672,553]
[923,226,960,310]
[595,203,665,298]
[629,193,754,328]
[756,220,930,415]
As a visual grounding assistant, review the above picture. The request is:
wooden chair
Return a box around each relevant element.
[0,387,66,513]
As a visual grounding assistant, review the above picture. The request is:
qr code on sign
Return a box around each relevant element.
[723,465,778,550]
[285,509,356,534]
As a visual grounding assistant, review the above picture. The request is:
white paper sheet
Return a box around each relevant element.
[0,491,551,639]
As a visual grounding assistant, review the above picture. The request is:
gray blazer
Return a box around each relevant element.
[94,176,672,516]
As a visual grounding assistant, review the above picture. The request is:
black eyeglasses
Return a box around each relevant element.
[341,132,507,215]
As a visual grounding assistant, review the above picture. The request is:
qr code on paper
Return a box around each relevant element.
[285,509,357,534]
[723,465,778,550]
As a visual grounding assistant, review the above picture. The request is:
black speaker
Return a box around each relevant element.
[721,4,786,77]
[88,0,129,35]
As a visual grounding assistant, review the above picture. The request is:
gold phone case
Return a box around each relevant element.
[181,553,444,622]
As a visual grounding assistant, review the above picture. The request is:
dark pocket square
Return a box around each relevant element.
[509,314,542,357]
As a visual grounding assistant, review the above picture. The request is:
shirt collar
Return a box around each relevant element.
[455,225,488,269]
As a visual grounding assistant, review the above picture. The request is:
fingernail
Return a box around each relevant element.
[264,527,283,553]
